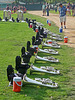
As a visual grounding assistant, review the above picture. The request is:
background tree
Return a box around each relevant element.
[15,0,75,5]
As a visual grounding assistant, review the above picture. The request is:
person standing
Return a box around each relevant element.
[42,3,46,16]
[66,3,71,16]
[72,3,75,16]
[46,3,49,16]
[55,6,57,12]
[6,5,9,10]
[59,3,67,29]
[13,6,16,13]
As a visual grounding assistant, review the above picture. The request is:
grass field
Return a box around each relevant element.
[0,11,75,100]
[50,10,59,14]
[50,9,73,16]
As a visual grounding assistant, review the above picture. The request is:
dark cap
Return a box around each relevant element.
[59,3,62,6]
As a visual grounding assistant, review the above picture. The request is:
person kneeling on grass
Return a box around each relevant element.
[59,3,67,29]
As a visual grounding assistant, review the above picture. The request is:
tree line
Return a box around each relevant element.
[15,0,75,4]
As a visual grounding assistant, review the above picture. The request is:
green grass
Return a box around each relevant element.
[50,9,74,16]
[0,11,75,100]
[50,10,59,14]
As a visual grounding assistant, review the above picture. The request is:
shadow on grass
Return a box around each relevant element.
[14,82,66,100]
[15,83,52,100]
[31,72,63,77]
[34,60,61,65]
[37,52,60,57]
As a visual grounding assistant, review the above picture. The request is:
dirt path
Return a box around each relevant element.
[28,11,75,48]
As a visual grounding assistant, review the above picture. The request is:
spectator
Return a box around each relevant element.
[59,3,67,29]
[72,3,75,16]
[42,3,46,16]
[46,3,49,16]
[67,3,71,15]
[13,6,16,13]
[6,5,9,10]
[23,7,27,13]
[55,6,57,12]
